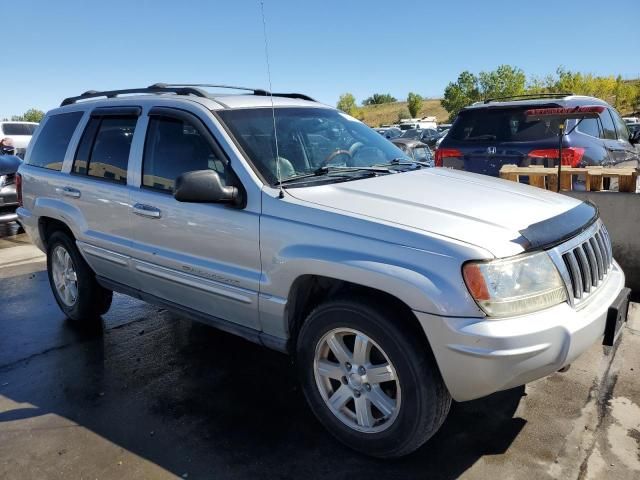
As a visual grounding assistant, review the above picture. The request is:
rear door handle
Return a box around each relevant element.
[56,186,81,198]
[133,203,162,218]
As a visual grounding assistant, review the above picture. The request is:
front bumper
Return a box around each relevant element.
[415,261,625,402]
[0,184,18,223]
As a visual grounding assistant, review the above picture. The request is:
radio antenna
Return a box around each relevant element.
[260,1,284,198]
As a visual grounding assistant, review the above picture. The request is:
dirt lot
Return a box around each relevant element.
[1,225,639,479]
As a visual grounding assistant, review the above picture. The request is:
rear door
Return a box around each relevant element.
[67,107,141,288]
[128,106,261,330]
[607,108,639,168]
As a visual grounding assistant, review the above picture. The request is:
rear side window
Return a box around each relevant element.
[600,110,617,140]
[73,116,137,183]
[27,112,83,171]
[576,118,601,138]
[449,108,562,142]
[609,109,630,141]
[142,115,226,192]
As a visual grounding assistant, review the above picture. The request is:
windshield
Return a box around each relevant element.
[218,107,410,185]
[412,147,432,162]
[448,107,563,142]
[401,129,421,139]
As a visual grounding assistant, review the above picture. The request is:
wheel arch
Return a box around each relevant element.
[285,274,432,356]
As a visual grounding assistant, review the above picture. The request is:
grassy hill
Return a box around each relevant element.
[358,99,448,127]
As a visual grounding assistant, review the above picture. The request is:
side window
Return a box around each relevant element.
[609,109,630,141]
[142,115,226,192]
[27,111,83,171]
[72,116,137,183]
[576,118,601,138]
[600,110,617,140]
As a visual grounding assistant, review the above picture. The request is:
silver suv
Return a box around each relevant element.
[17,84,629,458]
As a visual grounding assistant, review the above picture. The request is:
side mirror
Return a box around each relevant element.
[629,130,640,145]
[174,170,238,204]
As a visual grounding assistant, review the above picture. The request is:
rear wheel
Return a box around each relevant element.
[297,297,451,458]
[47,231,112,322]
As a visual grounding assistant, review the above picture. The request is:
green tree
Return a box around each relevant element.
[11,108,45,123]
[397,108,411,123]
[407,92,423,118]
[336,93,358,116]
[441,71,480,121]
[478,65,526,101]
[362,93,397,105]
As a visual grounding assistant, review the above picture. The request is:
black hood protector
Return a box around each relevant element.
[518,201,598,250]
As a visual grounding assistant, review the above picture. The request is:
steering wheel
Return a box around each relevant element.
[320,149,353,167]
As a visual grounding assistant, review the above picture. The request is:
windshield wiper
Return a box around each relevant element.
[374,158,427,169]
[275,165,393,186]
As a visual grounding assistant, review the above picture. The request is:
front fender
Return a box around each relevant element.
[259,242,485,339]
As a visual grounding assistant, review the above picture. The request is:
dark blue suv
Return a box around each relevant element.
[436,94,640,177]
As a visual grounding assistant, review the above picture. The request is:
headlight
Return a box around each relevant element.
[463,251,567,317]
[0,175,5,187]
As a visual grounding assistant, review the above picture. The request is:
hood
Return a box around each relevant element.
[0,155,21,175]
[286,168,596,258]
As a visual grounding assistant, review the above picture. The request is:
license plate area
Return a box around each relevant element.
[603,287,631,346]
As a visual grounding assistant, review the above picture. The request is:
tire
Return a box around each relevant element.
[297,297,451,458]
[46,230,112,322]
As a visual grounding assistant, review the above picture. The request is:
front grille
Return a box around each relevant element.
[561,224,613,301]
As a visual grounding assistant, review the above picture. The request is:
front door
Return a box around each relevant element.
[129,107,261,329]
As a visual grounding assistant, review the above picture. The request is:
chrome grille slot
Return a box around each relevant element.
[559,223,613,304]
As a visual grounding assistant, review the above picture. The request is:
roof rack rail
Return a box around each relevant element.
[60,83,317,107]
[483,92,574,104]
[160,83,316,102]
[60,84,211,106]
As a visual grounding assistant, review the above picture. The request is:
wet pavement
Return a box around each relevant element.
[1,224,639,479]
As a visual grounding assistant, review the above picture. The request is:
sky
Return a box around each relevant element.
[2,0,639,119]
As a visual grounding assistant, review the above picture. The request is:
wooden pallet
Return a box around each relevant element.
[499,165,638,192]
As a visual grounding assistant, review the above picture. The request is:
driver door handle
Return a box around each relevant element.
[133,203,162,219]
[56,186,81,198]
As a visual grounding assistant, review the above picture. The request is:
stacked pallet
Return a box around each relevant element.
[499,165,638,192]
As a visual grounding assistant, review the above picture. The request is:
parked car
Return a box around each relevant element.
[622,116,639,124]
[436,94,640,176]
[18,84,628,458]
[0,152,21,224]
[0,121,38,158]
[390,138,434,166]
[375,127,402,139]
[401,128,442,148]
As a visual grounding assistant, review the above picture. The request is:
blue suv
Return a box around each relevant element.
[436,94,640,176]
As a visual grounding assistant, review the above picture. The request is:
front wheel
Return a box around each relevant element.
[297,297,451,458]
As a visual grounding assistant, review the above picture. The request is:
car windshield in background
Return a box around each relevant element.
[2,123,37,135]
[448,107,562,142]
[401,129,421,139]
[218,107,410,186]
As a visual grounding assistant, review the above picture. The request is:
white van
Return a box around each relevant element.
[398,116,437,131]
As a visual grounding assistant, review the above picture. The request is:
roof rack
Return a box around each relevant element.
[162,83,316,102]
[60,84,211,106]
[483,93,574,104]
[60,83,317,107]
